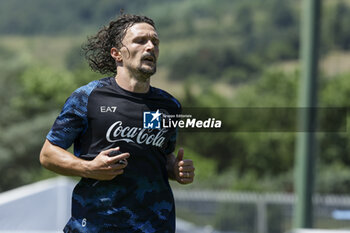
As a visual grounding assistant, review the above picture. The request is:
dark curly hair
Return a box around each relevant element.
[82,14,156,74]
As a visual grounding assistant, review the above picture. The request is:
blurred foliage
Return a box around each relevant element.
[168,45,261,84]
[0,46,28,127]
[0,0,181,35]
[14,66,76,113]
[0,0,350,196]
[0,112,58,192]
[321,1,350,51]
[178,69,350,194]
[179,70,298,175]
[316,163,350,194]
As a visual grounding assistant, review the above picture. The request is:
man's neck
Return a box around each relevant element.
[115,70,151,93]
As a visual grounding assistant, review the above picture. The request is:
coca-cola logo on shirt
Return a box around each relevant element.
[106,121,167,147]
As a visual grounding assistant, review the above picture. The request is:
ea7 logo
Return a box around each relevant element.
[100,106,117,113]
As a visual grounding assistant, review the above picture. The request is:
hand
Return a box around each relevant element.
[84,147,130,180]
[174,148,195,184]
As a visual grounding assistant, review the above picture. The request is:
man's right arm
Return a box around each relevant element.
[40,139,130,180]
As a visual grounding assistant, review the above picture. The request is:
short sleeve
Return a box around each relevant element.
[46,80,100,149]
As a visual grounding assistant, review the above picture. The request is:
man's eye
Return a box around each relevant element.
[136,39,146,44]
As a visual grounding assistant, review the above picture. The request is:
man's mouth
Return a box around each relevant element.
[142,54,156,63]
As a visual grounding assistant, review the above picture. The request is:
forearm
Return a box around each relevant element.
[40,139,89,178]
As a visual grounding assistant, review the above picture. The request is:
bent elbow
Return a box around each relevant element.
[39,149,49,168]
[39,140,53,169]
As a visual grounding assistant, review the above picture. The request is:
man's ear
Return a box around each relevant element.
[111,47,122,62]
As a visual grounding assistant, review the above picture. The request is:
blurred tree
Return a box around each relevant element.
[321,1,350,51]
[318,72,350,171]
[13,66,76,115]
[179,70,298,175]
[329,1,350,50]
[0,46,30,127]
[0,62,97,191]
[0,112,58,192]
[65,45,85,71]
[168,45,261,84]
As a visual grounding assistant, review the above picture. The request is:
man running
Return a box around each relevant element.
[40,14,195,233]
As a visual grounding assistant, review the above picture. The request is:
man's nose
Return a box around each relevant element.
[145,40,155,51]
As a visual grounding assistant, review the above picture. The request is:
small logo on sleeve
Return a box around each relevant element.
[143,110,161,129]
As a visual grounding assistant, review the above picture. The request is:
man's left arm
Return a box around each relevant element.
[166,148,195,184]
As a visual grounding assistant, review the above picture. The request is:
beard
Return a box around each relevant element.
[138,64,157,76]
[138,52,157,76]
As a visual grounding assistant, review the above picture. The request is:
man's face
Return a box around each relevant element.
[119,23,159,77]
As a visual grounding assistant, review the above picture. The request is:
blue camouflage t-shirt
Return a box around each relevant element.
[47,77,181,233]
